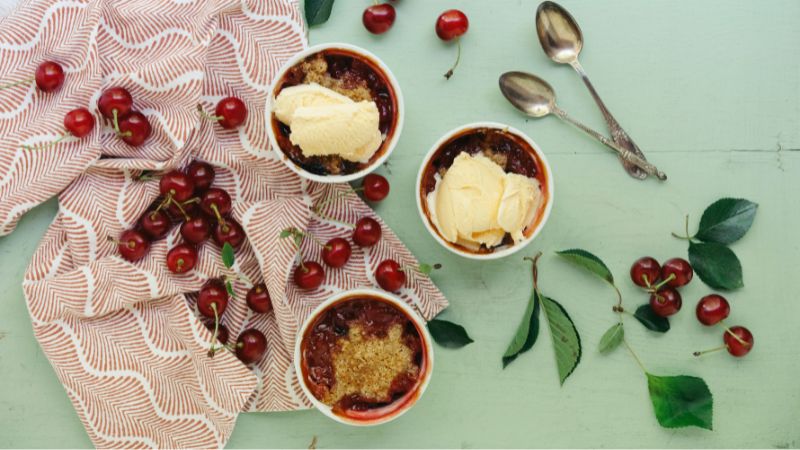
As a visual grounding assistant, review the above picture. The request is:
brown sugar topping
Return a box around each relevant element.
[323,324,418,406]
[300,54,373,102]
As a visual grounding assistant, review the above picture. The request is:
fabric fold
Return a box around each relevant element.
[4,0,448,447]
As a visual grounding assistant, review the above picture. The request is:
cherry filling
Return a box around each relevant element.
[420,127,550,253]
[272,50,398,176]
[301,297,424,416]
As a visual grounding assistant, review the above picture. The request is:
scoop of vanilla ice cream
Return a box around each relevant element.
[289,101,382,162]
[497,172,541,242]
[273,83,383,163]
[274,83,353,125]
[428,152,542,249]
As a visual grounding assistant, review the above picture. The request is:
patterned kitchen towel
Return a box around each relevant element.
[0,0,448,447]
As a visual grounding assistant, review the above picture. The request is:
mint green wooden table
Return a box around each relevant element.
[2,0,799,447]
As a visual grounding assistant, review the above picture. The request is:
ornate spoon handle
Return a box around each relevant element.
[552,106,667,181]
[570,60,649,180]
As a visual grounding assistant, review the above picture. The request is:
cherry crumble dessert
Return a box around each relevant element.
[419,127,550,255]
[270,48,399,176]
[300,296,427,419]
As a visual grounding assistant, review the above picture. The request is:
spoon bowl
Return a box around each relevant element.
[498,71,556,118]
[536,1,583,64]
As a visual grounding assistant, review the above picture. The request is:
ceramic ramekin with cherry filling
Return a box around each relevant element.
[416,122,554,260]
[266,43,404,183]
[294,288,434,426]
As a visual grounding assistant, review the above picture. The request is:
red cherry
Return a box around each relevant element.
[696,294,731,326]
[649,288,682,317]
[363,3,396,34]
[435,9,469,41]
[353,217,381,247]
[119,111,151,147]
[180,215,211,244]
[197,279,229,318]
[375,259,406,292]
[117,229,150,262]
[98,87,133,120]
[215,97,247,129]
[34,61,65,92]
[159,170,196,202]
[212,218,245,249]
[294,261,324,289]
[166,243,198,274]
[362,173,390,202]
[64,108,95,138]
[246,284,272,314]
[322,238,351,268]
[236,328,267,365]
[660,258,693,288]
[140,210,172,239]
[724,326,754,357]
[201,188,232,217]
[630,257,660,288]
[186,161,215,192]
[205,321,229,345]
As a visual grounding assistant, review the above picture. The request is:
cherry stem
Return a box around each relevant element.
[312,207,355,228]
[208,303,220,356]
[111,109,131,137]
[0,76,34,91]
[671,214,695,241]
[154,195,171,213]
[523,252,543,295]
[720,321,750,347]
[693,345,726,357]
[210,203,226,226]
[197,104,223,122]
[281,227,308,271]
[22,132,71,151]
[314,190,352,213]
[649,273,676,292]
[169,195,191,221]
[444,38,462,80]
[623,338,647,373]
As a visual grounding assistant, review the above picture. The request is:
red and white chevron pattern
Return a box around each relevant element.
[0,0,448,447]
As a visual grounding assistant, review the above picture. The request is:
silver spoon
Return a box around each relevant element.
[536,1,649,180]
[499,71,666,181]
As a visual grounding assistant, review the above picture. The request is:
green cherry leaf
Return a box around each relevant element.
[688,242,744,290]
[646,373,713,430]
[221,242,235,269]
[224,280,235,298]
[427,319,474,349]
[418,263,433,275]
[556,249,614,285]
[540,295,582,385]
[598,323,624,354]
[304,0,335,26]
[633,304,670,333]
[502,289,541,368]
[279,229,292,239]
[695,198,758,245]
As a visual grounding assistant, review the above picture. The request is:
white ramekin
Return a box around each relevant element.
[415,122,555,260]
[293,288,434,426]
[266,43,405,184]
